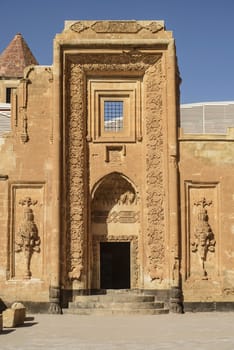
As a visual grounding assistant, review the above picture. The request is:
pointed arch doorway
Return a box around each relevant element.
[91,173,140,290]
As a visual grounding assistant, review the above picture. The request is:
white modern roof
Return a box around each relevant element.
[0,103,11,137]
[180,101,234,134]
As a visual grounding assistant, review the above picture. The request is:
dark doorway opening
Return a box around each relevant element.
[100,242,130,289]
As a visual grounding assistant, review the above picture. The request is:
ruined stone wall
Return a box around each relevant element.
[179,128,234,302]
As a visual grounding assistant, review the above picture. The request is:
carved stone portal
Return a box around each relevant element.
[64,52,164,288]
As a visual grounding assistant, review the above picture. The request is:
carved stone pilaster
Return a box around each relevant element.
[144,59,165,281]
[65,63,86,283]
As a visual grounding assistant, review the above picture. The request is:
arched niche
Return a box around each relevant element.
[90,172,140,289]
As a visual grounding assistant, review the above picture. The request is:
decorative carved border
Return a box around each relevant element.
[70,21,164,34]
[64,51,163,285]
[144,59,165,280]
[92,235,139,288]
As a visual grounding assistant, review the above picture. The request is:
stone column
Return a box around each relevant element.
[48,41,62,314]
[167,40,183,313]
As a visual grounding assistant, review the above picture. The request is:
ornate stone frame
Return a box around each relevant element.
[62,50,165,288]
[92,234,139,289]
[87,78,140,143]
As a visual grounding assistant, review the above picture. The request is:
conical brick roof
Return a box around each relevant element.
[0,33,38,78]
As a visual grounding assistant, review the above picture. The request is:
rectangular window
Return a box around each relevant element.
[88,78,139,142]
[6,88,12,103]
[104,101,123,132]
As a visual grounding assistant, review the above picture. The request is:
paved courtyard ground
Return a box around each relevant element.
[1,312,234,349]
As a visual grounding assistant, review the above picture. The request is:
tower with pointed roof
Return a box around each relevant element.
[0,33,38,103]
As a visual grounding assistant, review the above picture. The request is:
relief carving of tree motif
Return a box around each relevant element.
[191,197,216,279]
[15,197,40,279]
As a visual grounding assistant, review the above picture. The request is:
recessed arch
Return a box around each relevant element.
[91,171,139,203]
[90,172,141,289]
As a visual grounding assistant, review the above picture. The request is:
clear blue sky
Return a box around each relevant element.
[0,0,234,104]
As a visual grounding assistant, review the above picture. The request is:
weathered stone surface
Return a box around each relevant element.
[179,129,234,303]
[2,303,26,327]
[3,309,17,328]
[63,290,169,316]
[11,302,26,325]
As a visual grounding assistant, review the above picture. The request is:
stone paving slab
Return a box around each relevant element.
[0,312,234,349]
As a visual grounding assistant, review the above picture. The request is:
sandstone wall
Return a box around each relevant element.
[0,65,53,303]
[179,128,234,302]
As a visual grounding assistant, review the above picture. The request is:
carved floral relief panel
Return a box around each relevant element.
[9,183,45,280]
[185,182,219,281]
[144,59,165,283]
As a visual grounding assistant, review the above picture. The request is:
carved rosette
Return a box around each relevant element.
[65,52,161,286]
[144,60,165,281]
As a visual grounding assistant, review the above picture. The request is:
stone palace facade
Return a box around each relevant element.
[0,21,234,313]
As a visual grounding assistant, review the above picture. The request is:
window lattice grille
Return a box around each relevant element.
[104,101,123,132]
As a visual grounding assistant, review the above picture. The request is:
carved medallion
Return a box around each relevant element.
[146,22,164,33]
[70,22,89,33]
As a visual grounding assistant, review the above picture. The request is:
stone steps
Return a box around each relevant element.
[71,294,156,303]
[69,301,164,309]
[63,308,169,316]
[63,290,169,316]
